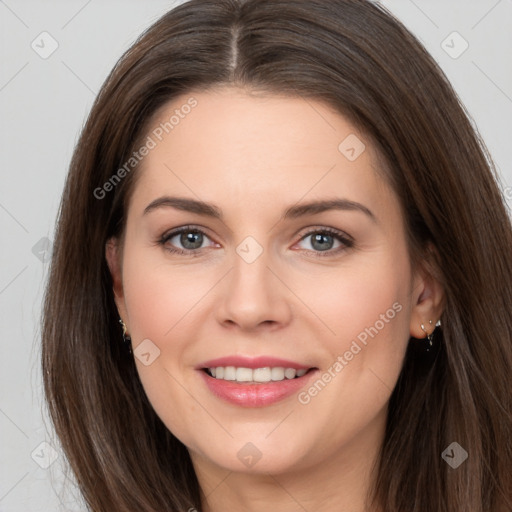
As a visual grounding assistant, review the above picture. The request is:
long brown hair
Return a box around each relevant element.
[42,0,512,510]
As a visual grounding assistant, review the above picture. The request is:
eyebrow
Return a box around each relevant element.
[143,196,376,222]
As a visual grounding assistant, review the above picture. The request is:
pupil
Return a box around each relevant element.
[312,233,332,251]
[181,231,202,249]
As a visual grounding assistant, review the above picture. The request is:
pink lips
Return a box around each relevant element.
[196,355,318,408]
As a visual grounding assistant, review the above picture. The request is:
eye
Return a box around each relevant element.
[159,226,217,256]
[295,227,353,257]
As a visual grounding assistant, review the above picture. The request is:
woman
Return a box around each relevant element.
[42,0,512,510]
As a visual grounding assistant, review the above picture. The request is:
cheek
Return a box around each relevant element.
[293,264,411,449]
[306,253,411,353]
[302,249,413,428]
[120,246,224,433]
[122,246,215,344]
[120,249,205,440]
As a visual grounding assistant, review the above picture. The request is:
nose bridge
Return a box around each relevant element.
[215,233,292,329]
[230,234,272,298]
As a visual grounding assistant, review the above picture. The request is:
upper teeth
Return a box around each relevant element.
[208,366,308,382]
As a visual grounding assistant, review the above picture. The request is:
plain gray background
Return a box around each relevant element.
[1,1,511,510]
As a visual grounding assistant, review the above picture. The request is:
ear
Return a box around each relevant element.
[105,237,128,325]
[409,247,445,338]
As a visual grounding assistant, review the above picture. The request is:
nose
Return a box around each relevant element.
[215,247,293,332]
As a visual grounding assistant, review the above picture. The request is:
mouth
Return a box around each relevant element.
[201,366,318,384]
[197,364,320,407]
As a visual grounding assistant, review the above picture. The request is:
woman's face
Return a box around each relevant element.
[107,86,439,476]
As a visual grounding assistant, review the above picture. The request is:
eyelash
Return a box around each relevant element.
[158,225,354,259]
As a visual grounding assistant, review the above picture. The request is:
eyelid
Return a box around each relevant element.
[295,225,354,244]
[160,224,213,243]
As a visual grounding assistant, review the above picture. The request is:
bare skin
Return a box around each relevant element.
[106,86,444,512]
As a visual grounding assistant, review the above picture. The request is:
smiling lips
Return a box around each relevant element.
[196,355,318,407]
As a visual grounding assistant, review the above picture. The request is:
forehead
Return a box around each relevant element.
[129,87,393,219]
